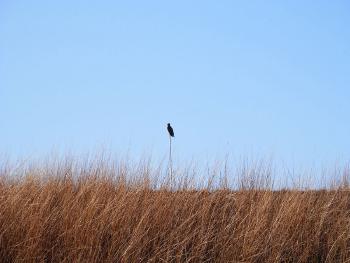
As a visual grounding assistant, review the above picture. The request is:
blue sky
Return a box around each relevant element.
[1,1,350,169]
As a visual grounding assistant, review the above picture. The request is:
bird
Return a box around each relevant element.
[167,123,175,137]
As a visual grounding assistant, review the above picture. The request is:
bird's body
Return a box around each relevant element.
[167,123,174,137]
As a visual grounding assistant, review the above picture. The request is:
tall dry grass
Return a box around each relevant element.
[0,157,350,262]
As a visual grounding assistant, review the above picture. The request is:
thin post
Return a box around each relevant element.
[169,134,173,184]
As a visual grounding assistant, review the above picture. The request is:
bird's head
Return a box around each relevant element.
[167,123,170,126]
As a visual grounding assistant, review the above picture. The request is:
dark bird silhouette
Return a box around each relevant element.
[167,123,175,137]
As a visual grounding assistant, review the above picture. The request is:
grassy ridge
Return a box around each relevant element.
[0,160,349,262]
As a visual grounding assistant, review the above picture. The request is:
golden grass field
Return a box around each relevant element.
[0,158,349,262]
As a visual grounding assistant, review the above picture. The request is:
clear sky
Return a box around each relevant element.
[1,1,350,169]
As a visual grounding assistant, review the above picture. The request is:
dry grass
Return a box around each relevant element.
[0,158,350,262]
